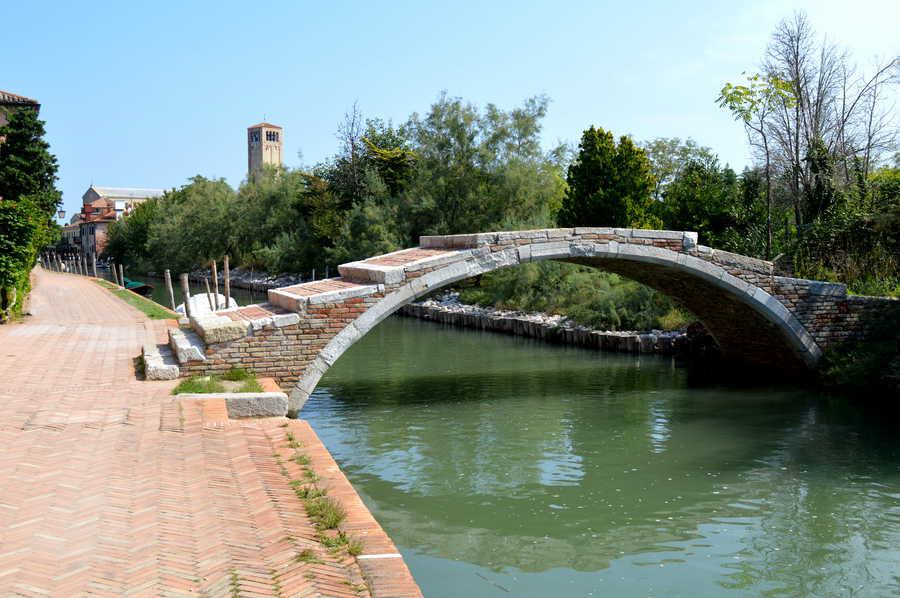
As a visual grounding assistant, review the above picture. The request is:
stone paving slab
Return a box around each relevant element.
[364,248,451,267]
[0,269,418,597]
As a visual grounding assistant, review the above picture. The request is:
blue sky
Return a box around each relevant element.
[3,0,897,219]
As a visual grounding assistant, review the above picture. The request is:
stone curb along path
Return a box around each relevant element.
[0,268,422,597]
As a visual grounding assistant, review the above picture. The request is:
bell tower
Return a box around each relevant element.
[247,122,283,178]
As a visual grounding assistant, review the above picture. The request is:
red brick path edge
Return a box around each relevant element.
[0,268,422,597]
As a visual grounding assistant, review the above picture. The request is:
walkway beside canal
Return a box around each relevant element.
[0,268,420,597]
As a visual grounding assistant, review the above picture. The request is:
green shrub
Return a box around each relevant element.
[172,376,226,395]
[222,367,254,381]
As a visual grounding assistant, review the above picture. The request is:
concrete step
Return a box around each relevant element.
[142,343,180,380]
[168,328,206,364]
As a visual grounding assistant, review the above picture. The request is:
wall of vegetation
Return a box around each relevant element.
[0,109,60,322]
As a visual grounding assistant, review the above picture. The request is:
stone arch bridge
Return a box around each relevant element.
[155,228,897,411]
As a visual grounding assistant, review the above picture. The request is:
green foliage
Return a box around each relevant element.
[145,176,238,272]
[0,109,61,212]
[717,73,795,123]
[237,379,262,392]
[95,279,175,319]
[459,262,687,331]
[304,496,346,530]
[641,137,716,201]
[222,367,254,381]
[172,376,226,395]
[0,108,61,320]
[790,160,900,297]
[104,197,161,270]
[656,156,767,249]
[557,126,660,229]
[402,93,565,238]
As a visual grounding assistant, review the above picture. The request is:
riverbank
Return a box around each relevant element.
[0,267,421,597]
[399,292,714,356]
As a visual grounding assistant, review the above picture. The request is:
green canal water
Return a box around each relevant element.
[102,272,266,307]
[303,316,900,598]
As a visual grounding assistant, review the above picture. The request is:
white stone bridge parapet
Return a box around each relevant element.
[162,228,899,412]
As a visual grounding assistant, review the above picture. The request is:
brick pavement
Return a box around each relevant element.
[0,269,420,597]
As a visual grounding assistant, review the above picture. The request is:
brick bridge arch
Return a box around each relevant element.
[167,229,896,412]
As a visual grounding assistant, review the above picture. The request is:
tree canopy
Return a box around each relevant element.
[557,127,659,229]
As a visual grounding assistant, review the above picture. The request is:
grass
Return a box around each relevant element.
[172,376,226,395]
[171,368,265,395]
[305,496,346,530]
[296,549,322,564]
[277,430,366,561]
[237,378,263,393]
[222,367,254,382]
[94,279,175,320]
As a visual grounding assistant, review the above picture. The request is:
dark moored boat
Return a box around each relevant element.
[123,277,153,296]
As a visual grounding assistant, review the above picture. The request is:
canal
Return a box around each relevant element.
[303,316,900,597]
[102,272,267,307]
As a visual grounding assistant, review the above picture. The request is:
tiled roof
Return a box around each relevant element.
[247,122,282,129]
[0,90,39,106]
[89,185,165,200]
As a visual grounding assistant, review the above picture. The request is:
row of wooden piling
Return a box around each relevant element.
[43,253,234,322]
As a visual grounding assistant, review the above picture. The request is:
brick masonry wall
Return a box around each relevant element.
[182,294,383,387]
[773,277,900,349]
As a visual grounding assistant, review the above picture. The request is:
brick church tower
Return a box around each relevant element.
[247,122,283,178]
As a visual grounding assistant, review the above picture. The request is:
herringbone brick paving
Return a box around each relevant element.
[0,269,420,597]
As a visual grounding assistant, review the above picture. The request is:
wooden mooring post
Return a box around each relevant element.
[91,256,98,278]
[203,278,215,311]
[223,255,231,310]
[179,273,192,319]
[164,269,176,311]
[211,260,219,310]
[118,264,125,288]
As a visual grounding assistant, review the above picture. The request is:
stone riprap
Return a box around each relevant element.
[399,293,691,355]
[158,228,899,411]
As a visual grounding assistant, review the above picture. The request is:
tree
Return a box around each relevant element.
[0,108,60,212]
[718,72,794,258]
[657,156,748,247]
[403,93,564,238]
[0,108,61,321]
[641,137,716,202]
[557,127,659,228]
[762,13,897,227]
[104,197,161,270]
[145,177,238,272]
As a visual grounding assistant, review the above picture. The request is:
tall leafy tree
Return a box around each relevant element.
[718,72,794,258]
[0,108,60,321]
[0,108,60,212]
[557,127,659,228]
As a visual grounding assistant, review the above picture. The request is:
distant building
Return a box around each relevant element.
[61,214,82,249]
[77,185,164,261]
[0,90,40,152]
[247,122,282,178]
